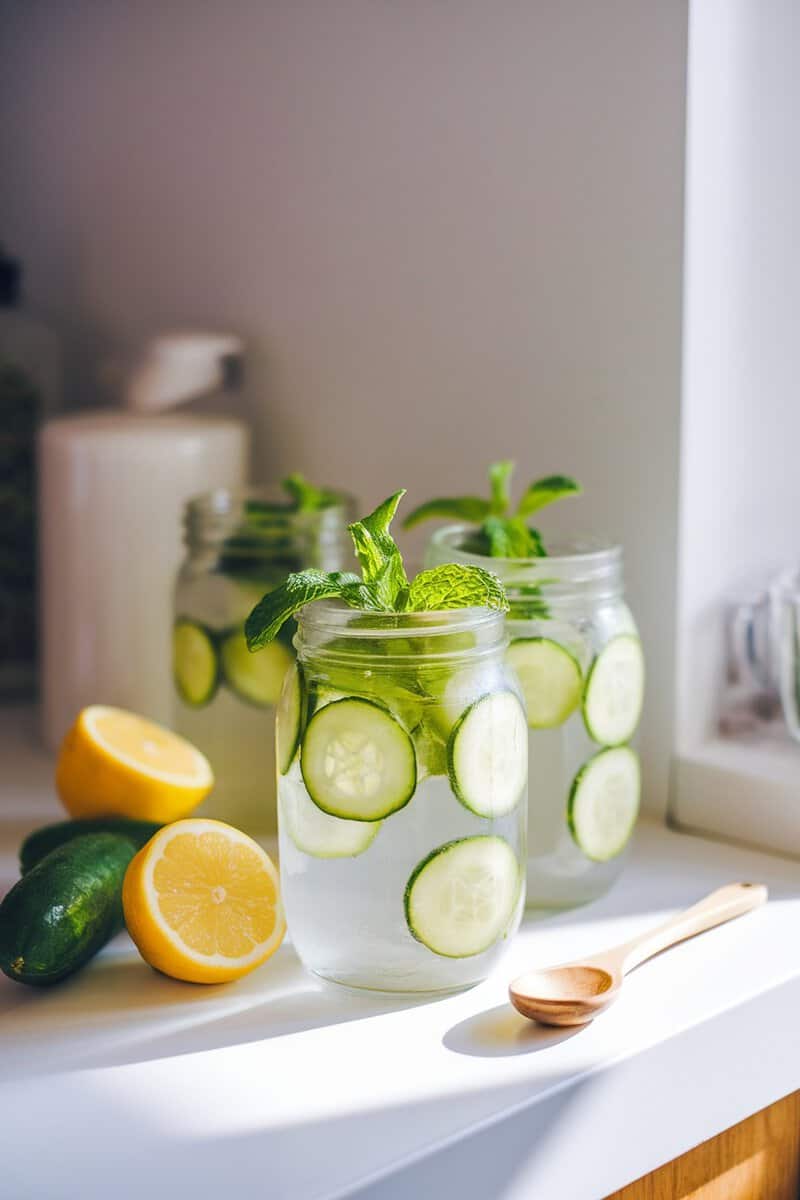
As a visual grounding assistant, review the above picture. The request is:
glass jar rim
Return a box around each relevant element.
[298,599,505,640]
[426,527,623,599]
[183,484,356,554]
[186,483,354,520]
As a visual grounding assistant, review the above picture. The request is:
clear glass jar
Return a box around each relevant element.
[278,603,528,993]
[173,487,354,837]
[427,529,644,908]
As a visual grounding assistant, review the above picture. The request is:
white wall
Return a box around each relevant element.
[0,0,687,811]
[677,0,800,751]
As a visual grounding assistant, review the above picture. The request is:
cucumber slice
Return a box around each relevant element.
[506,638,582,728]
[277,664,306,775]
[281,775,381,858]
[583,634,645,745]
[301,698,417,820]
[314,667,425,734]
[173,620,219,708]
[447,691,527,818]
[404,835,520,958]
[568,746,640,862]
[220,629,293,708]
[427,664,486,741]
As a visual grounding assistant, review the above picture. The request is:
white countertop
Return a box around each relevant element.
[2,707,799,1200]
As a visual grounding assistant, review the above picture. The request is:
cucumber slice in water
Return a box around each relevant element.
[583,634,645,745]
[427,664,487,741]
[568,746,640,862]
[220,630,293,708]
[506,638,582,728]
[404,835,520,958]
[447,691,527,818]
[277,664,306,775]
[173,620,219,708]
[301,697,417,820]
[282,775,381,858]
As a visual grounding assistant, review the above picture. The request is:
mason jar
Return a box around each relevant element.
[427,530,644,908]
[277,603,528,992]
[173,487,354,836]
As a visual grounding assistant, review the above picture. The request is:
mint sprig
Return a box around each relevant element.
[516,474,580,518]
[488,460,514,515]
[241,473,341,522]
[402,463,580,558]
[401,496,492,531]
[245,492,507,649]
[281,472,339,512]
[482,516,545,558]
[348,490,410,608]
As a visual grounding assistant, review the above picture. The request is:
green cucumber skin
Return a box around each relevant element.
[403,835,522,958]
[446,691,526,818]
[173,618,220,709]
[0,833,137,986]
[301,697,417,821]
[278,665,307,776]
[20,818,161,875]
[567,747,640,862]
[446,697,479,813]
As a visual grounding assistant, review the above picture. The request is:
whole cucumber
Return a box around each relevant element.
[0,833,137,986]
[20,817,160,874]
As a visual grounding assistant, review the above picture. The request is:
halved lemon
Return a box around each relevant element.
[123,819,285,983]
[56,705,214,823]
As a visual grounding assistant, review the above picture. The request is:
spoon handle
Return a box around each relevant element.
[618,882,767,975]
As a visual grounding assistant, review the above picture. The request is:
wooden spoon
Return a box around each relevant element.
[509,882,767,1027]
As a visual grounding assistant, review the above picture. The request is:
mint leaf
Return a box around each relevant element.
[338,579,387,610]
[526,527,547,556]
[245,490,517,651]
[482,516,543,558]
[407,564,508,613]
[516,474,581,518]
[348,491,408,607]
[245,570,363,649]
[488,461,514,515]
[282,472,337,512]
[401,496,491,530]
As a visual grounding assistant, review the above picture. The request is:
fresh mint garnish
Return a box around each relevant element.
[347,490,409,608]
[482,516,545,559]
[399,496,492,531]
[217,472,344,582]
[402,462,580,558]
[245,493,508,649]
[246,570,361,649]
[407,564,508,612]
[488,460,514,515]
[516,474,580,518]
[281,472,339,512]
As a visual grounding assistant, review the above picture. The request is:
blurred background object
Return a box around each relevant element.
[38,333,249,749]
[0,243,60,699]
[718,584,783,741]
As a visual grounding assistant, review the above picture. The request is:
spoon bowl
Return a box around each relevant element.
[510,965,620,1026]
[509,882,767,1028]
